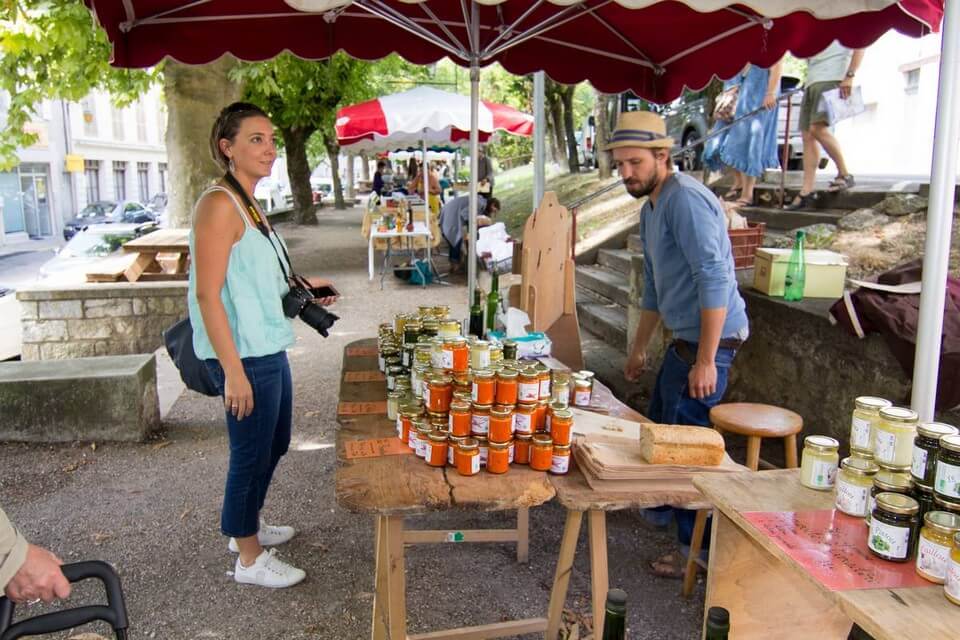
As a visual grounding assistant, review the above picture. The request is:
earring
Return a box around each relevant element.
[228,157,236,173]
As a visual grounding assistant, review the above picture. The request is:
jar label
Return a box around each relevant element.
[935,460,960,499]
[472,384,479,403]
[515,412,533,434]
[470,454,480,474]
[540,380,551,398]
[545,415,552,433]
[408,434,418,450]
[448,446,455,466]
[868,518,910,559]
[423,386,431,408]
[440,350,454,370]
[575,390,592,406]
[508,444,515,464]
[551,454,570,474]
[402,351,410,367]
[416,438,428,459]
[867,494,876,521]
[474,352,490,369]
[396,416,403,437]
[917,536,951,581]
[874,429,898,466]
[835,478,869,516]
[479,446,488,466]
[471,414,489,435]
[850,416,872,450]
[911,446,928,481]
[378,354,385,371]
[946,558,960,600]
[386,374,395,391]
[519,382,539,402]
[808,459,838,488]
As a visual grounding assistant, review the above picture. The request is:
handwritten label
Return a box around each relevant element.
[835,478,869,517]
[917,535,952,581]
[935,460,960,499]
[850,416,872,451]
[743,510,930,591]
[344,370,386,383]
[911,446,928,481]
[347,346,378,357]
[337,401,387,415]
[343,438,414,459]
[946,557,960,600]
[868,518,910,560]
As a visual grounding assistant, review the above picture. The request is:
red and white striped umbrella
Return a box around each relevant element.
[335,86,534,151]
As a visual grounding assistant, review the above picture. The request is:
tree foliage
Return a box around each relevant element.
[0,1,155,169]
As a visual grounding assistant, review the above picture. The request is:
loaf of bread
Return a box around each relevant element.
[639,423,725,466]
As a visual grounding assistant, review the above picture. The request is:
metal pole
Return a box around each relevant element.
[533,71,546,211]
[779,94,792,208]
[911,8,960,421]
[467,1,480,306]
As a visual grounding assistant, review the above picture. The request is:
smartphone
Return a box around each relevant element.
[311,285,340,299]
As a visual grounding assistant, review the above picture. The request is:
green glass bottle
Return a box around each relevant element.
[704,606,730,640]
[600,589,627,640]
[485,271,500,336]
[783,229,806,301]
[469,286,485,338]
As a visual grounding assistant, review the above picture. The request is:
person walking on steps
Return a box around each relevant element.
[610,110,748,578]
[786,43,865,211]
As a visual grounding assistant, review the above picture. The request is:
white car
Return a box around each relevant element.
[38,222,158,285]
[0,286,20,361]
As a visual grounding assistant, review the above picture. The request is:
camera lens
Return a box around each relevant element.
[300,303,339,338]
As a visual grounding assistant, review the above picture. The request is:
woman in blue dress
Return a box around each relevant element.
[703,60,783,207]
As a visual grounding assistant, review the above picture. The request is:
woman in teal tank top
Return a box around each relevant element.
[188,103,338,589]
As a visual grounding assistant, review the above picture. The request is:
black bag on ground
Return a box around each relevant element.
[163,318,219,397]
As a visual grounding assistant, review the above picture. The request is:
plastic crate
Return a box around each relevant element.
[728,221,766,270]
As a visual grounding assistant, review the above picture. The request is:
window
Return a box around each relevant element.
[905,68,920,95]
[84,160,101,203]
[81,97,97,136]
[136,101,147,142]
[112,106,125,140]
[137,162,149,202]
[113,161,127,200]
[159,162,168,193]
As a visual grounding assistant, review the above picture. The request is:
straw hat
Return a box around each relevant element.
[604,111,674,151]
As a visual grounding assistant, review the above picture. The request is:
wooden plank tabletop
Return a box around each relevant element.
[694,469,960,640]
[335,339,555,516]
[122,228,190,253]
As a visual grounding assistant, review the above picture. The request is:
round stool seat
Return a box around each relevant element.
[710,403,803,438]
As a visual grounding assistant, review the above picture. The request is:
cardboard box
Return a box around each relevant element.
[753,248,848,298]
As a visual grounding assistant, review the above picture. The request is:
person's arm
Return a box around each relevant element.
[193,192,254,419]
[1,509,70,603]
[763,58,784,109]
[0,507,27,591]
[839,49,865,99]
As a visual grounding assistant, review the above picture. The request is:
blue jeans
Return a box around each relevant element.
[648,343,736,547]
[205,352,293,538]
[446,235,463,263]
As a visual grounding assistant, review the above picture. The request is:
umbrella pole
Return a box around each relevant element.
[911,4,960,421]
[467,2,480,307]
[533,71,546,211]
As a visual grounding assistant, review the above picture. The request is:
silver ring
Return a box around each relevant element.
[27,598,40,605]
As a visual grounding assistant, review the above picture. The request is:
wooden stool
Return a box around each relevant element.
[682,403,803,597]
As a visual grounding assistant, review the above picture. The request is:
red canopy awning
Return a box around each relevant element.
[85,1,943,103]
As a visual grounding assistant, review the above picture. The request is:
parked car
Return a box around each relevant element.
[0,286,21,361]
[62,200,154,240]
[40,222,158,284]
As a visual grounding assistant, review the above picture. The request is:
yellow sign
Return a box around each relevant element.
[65,154,84,173]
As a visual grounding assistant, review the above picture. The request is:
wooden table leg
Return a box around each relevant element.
[682,509,709,598]
[385,515,407,640]
[516,507,529,564]
[545,510,584,640]
[371,516,388,640]
[588,510,609,639]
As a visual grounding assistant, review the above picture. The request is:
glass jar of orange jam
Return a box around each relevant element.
[535,400,549,432]
[487,440,512,474]
[425,374,452,413]
[546,401,566,433]
[496,369,519,405]
[550,408,574,446]
[397,406,418,443]
[472,369,496,405]
[426,431,448,467]
[449,400,472,437]
[448,435,467,465]
[476,435,489,467]
[471,403,491,436]
[489,406,514,442]
[455,438,480,476]
[514,402,537,435]
[537,364,552,401]
[550,444,572,474]
[441,337,469,373]
[518,369,540,403]
[530,433,554,471]
[514,433,532,464]
[453,390,472,404]
[415,424,432,459]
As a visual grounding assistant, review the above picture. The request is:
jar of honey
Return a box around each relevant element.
[874,406,919,470]
[514,403,537,435]
[476,435,489,467]
[489,406,514,442]
[426,431,448,467]
[496,369,519,405]
[442,337,469,373]
[551,408,574,446]
[487,440,512,474]
[489,344,503,363]
[947,532,960,605]
[455,438,480,476]
[471,340,491,370]
[536,363,552,400]
[439,319,461,338]
[514,433,532,464]
[471,403,491,436]
[530,433,553,471]
[551,444,572,474]
[425,374,453,414]
[449,400,472,437]
[518,368,540,403]
[472,369,496,405]
[916,511,960,583]
[551,373,571,407]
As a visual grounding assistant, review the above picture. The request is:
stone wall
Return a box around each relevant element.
[17,282,188,360]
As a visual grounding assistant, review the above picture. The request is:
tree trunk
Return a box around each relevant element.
[322,131,346,210]
[281,125,318,225]
[561,85,580,173]
[360,151,371,182]
[345,154,355,200]
[164,57,243,228]
[595,92,613,179]
[545,90,566,167]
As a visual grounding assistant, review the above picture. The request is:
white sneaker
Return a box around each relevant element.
[233,549,306,588]
[228,520,296,553]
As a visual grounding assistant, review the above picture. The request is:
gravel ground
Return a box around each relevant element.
[0,205,705,639]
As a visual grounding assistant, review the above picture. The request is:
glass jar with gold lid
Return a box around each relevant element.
[916,511,960,583]
[835,456,880,517]
[868,492,920,562]
[470,340,491,370]
[438,319,461,338]
[867,468,914,525]
[799,435,839,490]
[935,434,960,506]
[849,396,892,455]
[913,422,959,487]
[946,532,960,605]
[874,406,919,470]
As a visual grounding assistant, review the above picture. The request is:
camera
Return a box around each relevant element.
[282,285,339,338]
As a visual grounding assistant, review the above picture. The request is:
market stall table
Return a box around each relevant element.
[367,221,433,288]
[336,339,555,639]
[86,228,190,283]
[694,469,960,640]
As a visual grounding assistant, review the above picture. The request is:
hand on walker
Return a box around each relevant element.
[225,371,254,419]
[762,92,777,110]
[624,350,648,382]
[688,361,717,400]
[4,544,71,604]
[838,78,853,100]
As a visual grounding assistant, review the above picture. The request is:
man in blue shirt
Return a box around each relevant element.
[607,110,748,577]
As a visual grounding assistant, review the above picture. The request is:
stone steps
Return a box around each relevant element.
[738,206,847,232]
[596,248,633,276]
[576,292,628,351]
[627,233,643,253]
[716,184,903,211]
[575,264,631,308]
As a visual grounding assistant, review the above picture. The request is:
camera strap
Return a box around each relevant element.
[221,172,312,291]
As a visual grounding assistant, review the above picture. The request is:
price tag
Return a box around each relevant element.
[337,401,387,415]
[344,438,414,459]
[344,370,385,383]
[346,346,378,357]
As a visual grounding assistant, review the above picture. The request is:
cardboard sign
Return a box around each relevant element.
[744,510,931,591]
[344,437,413,459]
[346,346,378,357]
[344,370,385,383]
[337,401,387,416]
